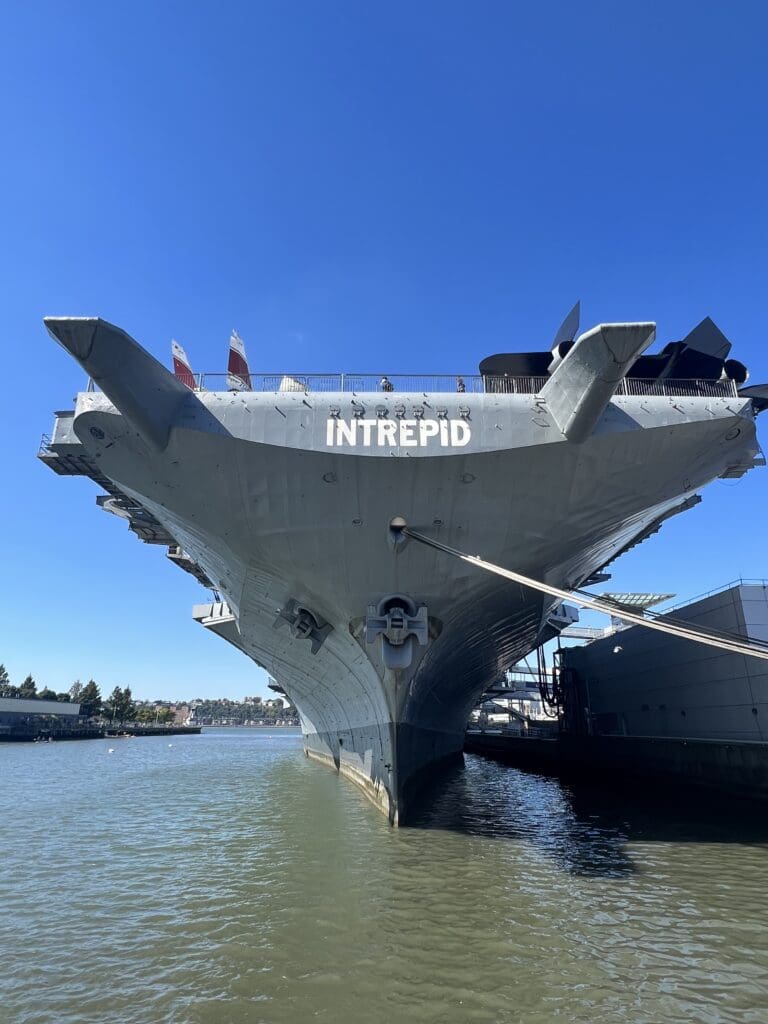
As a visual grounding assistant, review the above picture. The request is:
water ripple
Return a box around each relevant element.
[2,729,768,1023]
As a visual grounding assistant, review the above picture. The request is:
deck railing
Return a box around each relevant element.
[616,377,738,398]
[198,372,500,393]
[187,373,738,398]
[75,373,740,398]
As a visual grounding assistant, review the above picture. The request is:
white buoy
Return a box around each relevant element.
[168,743,173,747]
[108,748,115,754]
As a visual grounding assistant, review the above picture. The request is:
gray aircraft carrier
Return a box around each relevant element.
[39,308,766,822]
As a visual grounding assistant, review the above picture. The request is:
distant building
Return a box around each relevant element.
[173,703,190,725]
[0,696,82,739]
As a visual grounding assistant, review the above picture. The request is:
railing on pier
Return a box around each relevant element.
[660,578,768,615]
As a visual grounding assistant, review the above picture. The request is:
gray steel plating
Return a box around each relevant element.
[41,317,763,822]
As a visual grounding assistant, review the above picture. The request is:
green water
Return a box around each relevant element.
[2,727,767,1023]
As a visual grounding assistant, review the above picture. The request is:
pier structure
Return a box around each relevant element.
[467,582,768,801]
[0,696,83,741]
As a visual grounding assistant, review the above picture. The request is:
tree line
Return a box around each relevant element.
[0,667,174,724]
[0,663,77,704]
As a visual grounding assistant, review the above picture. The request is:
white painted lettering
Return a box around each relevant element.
[326,416,472,448]
[419,420,440,445]
[378,420,397,446]
[399,420,418,447]
[336,419,357,446]
[450,420,471,447]
[359,419,376,446]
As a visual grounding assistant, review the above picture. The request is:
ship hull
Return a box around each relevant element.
[48,380,759,822]
[303,721,466,823]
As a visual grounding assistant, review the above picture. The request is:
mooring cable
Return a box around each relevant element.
[401,526,768,663]
[616,600,768,653]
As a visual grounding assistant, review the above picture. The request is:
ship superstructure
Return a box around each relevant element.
[39,310,765,821]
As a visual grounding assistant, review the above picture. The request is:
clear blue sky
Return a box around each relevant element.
[1,1,766,700]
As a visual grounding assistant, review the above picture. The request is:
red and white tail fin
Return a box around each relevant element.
[227,329,251,390]
[171,340,196,389]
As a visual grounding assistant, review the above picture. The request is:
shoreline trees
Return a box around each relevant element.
[77,680,102,718]
[0,666,296,727]
[102,686,136,725]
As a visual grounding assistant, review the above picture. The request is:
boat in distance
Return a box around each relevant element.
[39,307,766,822]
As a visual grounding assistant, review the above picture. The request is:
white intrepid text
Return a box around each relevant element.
[325,417,471,448]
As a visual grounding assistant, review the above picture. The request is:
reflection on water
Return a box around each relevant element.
[409,755,768,879]
[2,728,768,1024]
